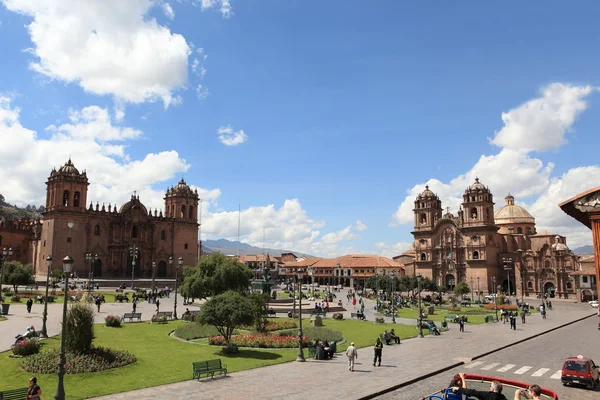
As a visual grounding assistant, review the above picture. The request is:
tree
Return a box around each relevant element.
[50,268,64,285]
[453,281,471,298]
[2,261,34,293]
[249,292,270,333]
[197,291,254,352]
[65,303,95,354]
[180,253,253,300]
[0,193,5,205]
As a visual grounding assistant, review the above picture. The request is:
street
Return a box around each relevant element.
[376,315,600,400]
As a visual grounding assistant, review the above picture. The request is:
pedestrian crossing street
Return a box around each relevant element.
[464,361,562,380]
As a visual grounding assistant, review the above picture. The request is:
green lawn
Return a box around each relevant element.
[0,317,423,398]
[0,317,6,322]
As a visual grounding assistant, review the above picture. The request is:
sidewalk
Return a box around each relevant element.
[90,301,596,400]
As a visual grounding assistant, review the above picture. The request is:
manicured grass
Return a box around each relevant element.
[0,317,422,398]
[0,317,6,322]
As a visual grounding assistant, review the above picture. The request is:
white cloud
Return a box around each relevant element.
[374,241,413,258]
[0,96,204,214]
[196,84,209,100]
[196,0,232,18]
[162,2,175,19]
[3,0,191,107]
[217,125,247,146]
[320,225,358,245]
[355,220,367,232]
[490,84,593,152]
[391,83,597,249]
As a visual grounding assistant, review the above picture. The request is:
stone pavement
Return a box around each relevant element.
[0,289,197,352]
[90,301,596,400]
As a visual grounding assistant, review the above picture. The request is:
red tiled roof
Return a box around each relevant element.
[570,267,596,275]
[281,254,403,270]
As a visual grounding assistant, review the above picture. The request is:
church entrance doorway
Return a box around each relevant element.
[502,279,514,295]
[157,260,167,278]
[93,259,102,278]
[544,282,555,298]
[445,274,455,290]
[126,253,141,278]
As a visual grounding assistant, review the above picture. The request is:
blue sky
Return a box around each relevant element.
[1,0,599,256]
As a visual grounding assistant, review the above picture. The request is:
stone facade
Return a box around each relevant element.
[409,178,578,299]
[3,159,199,280]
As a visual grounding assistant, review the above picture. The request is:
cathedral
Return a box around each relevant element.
[410,178,579,299]
[0,159,199,281]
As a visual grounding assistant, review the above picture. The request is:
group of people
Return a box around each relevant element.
[500,309,519,330]
[314,340,334,360]
[446,373,542,400]
[382,329,401,345]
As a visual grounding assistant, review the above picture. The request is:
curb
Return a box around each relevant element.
[358,312,596,400]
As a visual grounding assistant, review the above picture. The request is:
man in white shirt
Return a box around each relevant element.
[345,342,358,372]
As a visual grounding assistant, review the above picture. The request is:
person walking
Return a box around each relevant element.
[458,315,465,332]
[95,296,102,312]
[27,376,42,400]
[26,298,33,314]
[540,304,546,320]
[373,337,383,367]
[509,312,517,330]
[132,298,137,313]
[156,298,160,313]
[520,309,526,324]
[345,342,358,372]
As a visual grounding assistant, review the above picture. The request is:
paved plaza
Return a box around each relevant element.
[1,291,595,400]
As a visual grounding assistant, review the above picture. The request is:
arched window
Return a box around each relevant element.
[63,190,70,206]
[473,251,479,260]
[189,205,194,219]
[93,225,100,236]
[420,253,426,261]
[517,227,523,234]
[180,205,185,218]
[74,191,81,207]
[184,243,188,250]
[566,281,572,289]
[527,281,533,288]
[160,230,166,240]
[471,208,478,219]
[420,213,426,224]
[132,225,138,239]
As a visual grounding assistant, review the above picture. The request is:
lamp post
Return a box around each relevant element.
[477,277,481,304]
[151,261,156,292]
[54,255,73,400]
[296,268,305,362]
[417,275,424,338]
[391,271,396,324]
[503,257,513,300]
[336,263,341,288]
[129,245,138,290]
[520,265,525,304]
[491,276,498,321]
[174,257,182,319]
[0,247,13,299]
[307,266,314,298]
[85,253,97,295]
[41,256,52,338]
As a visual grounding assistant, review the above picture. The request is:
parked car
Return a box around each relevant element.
[561,355,599,389]
[590,300,599,308]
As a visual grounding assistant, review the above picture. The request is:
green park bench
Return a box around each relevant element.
[192,359,227,380]
[444,316,458,323]
[0,387,29,400]
[122,312,142,322]
[115,294,130,303]
[156,311,173,320]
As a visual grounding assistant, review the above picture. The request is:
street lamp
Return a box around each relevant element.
[417,275,424,338]
[491,276,498,321]
[307,266,314,298]
[129,245,138,290]
[503,257,513,300]
[41,256,52,338]
[174,257,182,319]
[477,277,481,304]
[391,271,396,324]
[296,268,305,362]
[0,247,13,300]
[151,261,156,292]
[54,255,73,400]
[336,263,341,288]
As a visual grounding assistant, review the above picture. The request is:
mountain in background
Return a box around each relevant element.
[572,244,594,255]
[202,238,312,257]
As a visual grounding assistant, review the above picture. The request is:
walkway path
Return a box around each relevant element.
[90,299,595,400]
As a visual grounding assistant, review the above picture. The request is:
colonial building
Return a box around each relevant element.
[2,159,199,280]
[408,178,579,299]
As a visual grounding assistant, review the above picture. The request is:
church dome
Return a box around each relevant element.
[552,235,569,251]
[494,194,535,225]
[466,177,490,193]
[57,158,80,175]
[167,178,197,198]
[418,185,437,199]
[119,194,148,215]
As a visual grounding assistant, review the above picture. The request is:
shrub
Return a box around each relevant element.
[21,347,136,374]
[483,304,517,311]
[297,327,343,343]
[11,338,41,356]
[181,313,195,322]
[447,307,461,312]
[65,303,95,354]
[240,319,297,332]
[332,312,344,320]
[104,315,122,328]
[208,333,308,348]
[151,315,168,324]
[11,295,22,302]
[174,324,224,340]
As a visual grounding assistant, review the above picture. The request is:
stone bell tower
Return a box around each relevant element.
[45,158,89,213]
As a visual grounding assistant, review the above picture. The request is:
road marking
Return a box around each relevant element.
[531,368,550,377]
[513,366,532,375]
[497,364,516,372]
[465,361,485,369]
[481,363,500,370]
[550,370,562,380]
